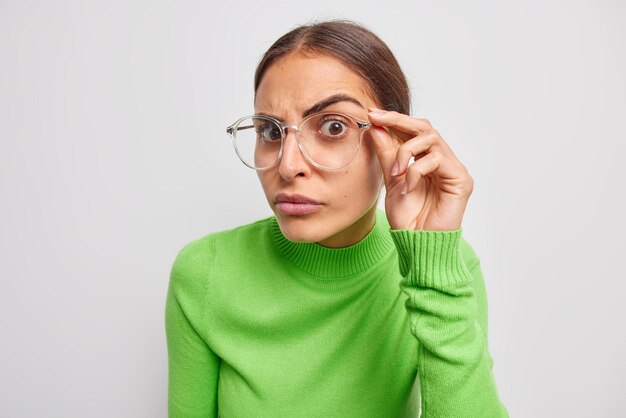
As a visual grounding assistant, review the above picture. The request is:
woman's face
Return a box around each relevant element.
[254,52,384,248]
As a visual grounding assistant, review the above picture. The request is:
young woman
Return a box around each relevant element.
[165,20,509,418]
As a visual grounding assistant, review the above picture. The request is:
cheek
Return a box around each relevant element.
[338,148,382,200]
[256,172,266,187]
[361,136,383,182]
[256,172,276,196]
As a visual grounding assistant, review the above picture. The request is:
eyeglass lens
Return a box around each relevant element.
[232,113,361,170]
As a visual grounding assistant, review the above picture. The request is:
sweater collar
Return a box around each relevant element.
[269,208,394,279]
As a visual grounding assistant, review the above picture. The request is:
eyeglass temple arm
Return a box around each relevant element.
[227,124,256,135]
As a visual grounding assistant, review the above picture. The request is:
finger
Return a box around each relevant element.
[368,108,433,142]
[401,151,462,195]
[393,132,439,176]
[368,125,401,189]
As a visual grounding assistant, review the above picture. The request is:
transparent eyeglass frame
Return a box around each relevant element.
[226,111,373,171]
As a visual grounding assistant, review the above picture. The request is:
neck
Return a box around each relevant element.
[316,204,378,248]
[270,207,394,279]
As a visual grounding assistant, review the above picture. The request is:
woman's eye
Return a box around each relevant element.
[320,119,348,137]
[260,125,282,141]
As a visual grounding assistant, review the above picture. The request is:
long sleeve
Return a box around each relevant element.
[165,244,220,418]
[389,227,509,418]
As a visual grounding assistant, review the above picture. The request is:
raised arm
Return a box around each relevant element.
[390,227,509,418]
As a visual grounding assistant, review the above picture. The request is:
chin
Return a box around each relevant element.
[275,215,333,243]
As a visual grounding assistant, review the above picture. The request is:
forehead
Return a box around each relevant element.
[254,52,374,114]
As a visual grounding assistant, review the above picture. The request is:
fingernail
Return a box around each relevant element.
[368,106,385,115]
[391,160,399,176]
[401,181,408,195]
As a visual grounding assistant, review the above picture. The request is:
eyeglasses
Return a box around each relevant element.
[226,111,372,171]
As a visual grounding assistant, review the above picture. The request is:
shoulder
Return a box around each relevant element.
[167,215,276,320]
[169,215,275,288]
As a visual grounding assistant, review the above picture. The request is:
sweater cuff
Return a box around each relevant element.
[389,227,473,289]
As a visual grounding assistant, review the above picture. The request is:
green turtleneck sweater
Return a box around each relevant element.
[165,209,509,417]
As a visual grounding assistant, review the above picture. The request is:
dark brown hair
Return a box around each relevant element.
[254,20,411,115]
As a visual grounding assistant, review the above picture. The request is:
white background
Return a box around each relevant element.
[1,0,624,417]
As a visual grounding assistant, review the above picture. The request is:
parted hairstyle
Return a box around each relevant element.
[253,20,411,116]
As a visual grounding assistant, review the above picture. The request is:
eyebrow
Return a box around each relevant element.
[257,94,365,122]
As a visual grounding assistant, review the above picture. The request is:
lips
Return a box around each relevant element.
[274,193,321,205]
[274,193,322,215]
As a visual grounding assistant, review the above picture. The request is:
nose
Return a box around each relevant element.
[277,128,311,180]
